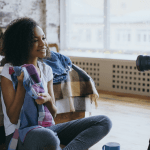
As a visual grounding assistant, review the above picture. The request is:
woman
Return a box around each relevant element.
[1,17,112,150]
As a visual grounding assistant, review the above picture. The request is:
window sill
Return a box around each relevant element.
[60,50,139,61]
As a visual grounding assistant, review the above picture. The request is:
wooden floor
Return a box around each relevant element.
[0,90,149,150]
[89,90,150,150]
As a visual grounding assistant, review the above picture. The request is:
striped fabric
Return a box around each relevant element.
[8,64,55,150]
[53,64,99,111]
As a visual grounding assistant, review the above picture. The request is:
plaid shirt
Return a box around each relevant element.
[8,64,55,150]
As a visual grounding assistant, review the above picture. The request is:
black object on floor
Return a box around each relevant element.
[148,139,150,150]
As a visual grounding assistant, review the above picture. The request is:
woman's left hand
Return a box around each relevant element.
[35,93,52,105]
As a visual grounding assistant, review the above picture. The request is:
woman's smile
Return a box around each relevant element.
[37,48,46,52]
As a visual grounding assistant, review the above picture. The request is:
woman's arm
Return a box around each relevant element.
[35,79,57,118]
[1,72,25,124]
[46,79,57,118]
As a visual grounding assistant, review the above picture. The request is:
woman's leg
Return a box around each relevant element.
[6,115,112,150]
[50,115,112,150]
[17,127,62,150]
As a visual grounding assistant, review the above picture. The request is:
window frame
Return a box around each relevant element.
[59,0,149,61]
[60,0,110,51]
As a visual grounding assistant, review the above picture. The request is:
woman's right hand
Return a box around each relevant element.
[17,71,24,84]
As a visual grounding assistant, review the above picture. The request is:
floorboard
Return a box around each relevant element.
[90,91,150,150]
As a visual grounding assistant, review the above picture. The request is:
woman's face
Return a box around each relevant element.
[29,26,48,61]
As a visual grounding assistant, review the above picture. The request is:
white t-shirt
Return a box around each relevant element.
[0,61,53,136]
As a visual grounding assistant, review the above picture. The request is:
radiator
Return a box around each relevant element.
[70,56,150,96]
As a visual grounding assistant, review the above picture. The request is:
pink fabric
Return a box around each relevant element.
[9,67,15,74]
[38,121,52,127]
[12,129,19,139]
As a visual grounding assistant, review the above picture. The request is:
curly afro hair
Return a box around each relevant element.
[2,17,50,66]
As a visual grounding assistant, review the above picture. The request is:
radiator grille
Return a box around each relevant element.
[72,60,100,88]
[70,57,150,96]
[112,64,150,93]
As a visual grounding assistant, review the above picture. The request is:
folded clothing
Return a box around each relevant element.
[43,51,72,83]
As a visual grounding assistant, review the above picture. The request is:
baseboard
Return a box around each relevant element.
[98,89,150,100]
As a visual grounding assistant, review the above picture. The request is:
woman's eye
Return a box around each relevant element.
[33,37,46,42]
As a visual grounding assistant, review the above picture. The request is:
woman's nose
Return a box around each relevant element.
[39,39,45,46]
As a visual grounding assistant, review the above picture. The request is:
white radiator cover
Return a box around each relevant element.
[70,56,150,96]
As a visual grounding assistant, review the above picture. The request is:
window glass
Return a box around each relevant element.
[110,0,150,55]
[65,0,104,52]
[64,0,150,57]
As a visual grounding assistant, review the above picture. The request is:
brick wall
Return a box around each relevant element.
[45,0,60,45]
[0,0,60,46]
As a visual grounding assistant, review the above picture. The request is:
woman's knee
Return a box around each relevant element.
[89,115,112,134]
[39,129,60,149]
[103,115,112,132]
[23,128,61,150]
[97,115,112,134]
[42,129,60,145]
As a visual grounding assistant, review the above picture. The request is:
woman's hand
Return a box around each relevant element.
[17,72,24,84]
[35,93,52,105]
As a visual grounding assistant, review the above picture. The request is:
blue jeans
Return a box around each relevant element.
[6,115,112,150]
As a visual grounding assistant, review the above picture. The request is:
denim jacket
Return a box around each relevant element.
[43,51,72,83]
[8,64,55,150]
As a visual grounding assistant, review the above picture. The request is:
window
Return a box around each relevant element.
[115,30,131,43]
[137,30,150,44]
[97,29,103,43]
[78,29,91,43]
[60,0,150,59]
